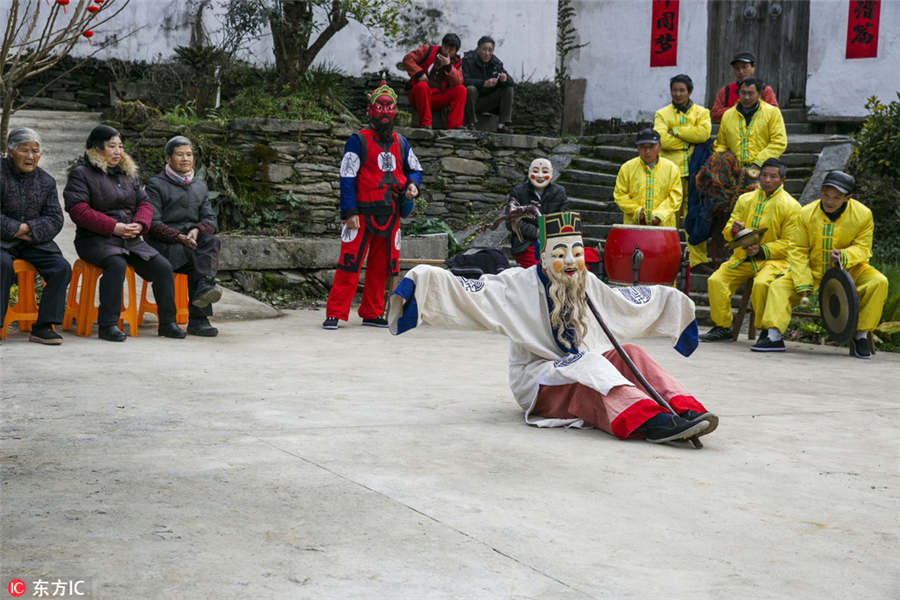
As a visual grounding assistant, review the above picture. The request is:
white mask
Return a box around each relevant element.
[528,158,553,190]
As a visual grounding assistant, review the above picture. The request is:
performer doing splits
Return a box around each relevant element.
[388,211,718,445]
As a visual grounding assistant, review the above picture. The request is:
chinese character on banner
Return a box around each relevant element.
[846,0,880,59]
[650,0,679,67]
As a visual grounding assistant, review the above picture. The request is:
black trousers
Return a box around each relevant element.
[174,234,220,319]
[1,247,72,327]
[465,85,514,124]
[98,253,175,327]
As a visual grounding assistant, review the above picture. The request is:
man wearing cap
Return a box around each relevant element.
[654,74,712,268]
[322,81,423,330]
[711,52,779,124]
[388,211,718,445]
[712,78,786,180]
[613,128,682,228]
[753,171,887,357]
[146,135,222,337]
[700,158,800,342]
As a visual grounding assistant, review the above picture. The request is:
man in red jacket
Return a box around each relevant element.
[402,33,467,130]
[710,51,779,124]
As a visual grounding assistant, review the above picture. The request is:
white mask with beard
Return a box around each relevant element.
[541,233,588,351]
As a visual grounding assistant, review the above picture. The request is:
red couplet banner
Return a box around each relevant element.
[650,0,679,67]
[846,0,880,59]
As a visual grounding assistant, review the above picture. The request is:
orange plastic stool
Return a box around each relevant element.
[138,272,190,326]
[71,259,139,337]
[2,260,40,340]
[62,260,83,332]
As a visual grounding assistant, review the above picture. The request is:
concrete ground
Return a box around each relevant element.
[1,309,898,599]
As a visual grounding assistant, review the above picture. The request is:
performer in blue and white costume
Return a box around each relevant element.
[389,212,718,443]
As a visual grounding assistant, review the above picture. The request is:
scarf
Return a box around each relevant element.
[737,101,760,125]
[820,201,848,222]
[165,163,193,185]
[673,99,693,114]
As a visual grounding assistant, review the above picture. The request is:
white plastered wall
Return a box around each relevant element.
[806,0,900,118]
[568,0,709,122]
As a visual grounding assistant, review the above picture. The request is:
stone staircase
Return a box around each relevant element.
[557,107,854,327]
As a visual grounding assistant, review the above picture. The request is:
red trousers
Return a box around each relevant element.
[514,249,538,268]
[325,221,398,321]
[533,344,705,439]
[409,81,466,129]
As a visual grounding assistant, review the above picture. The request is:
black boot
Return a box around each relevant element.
[29,324,63,345]
[158,322,186,339]
[98,324,127,342]
[645,414,709,443]
[192,278,222,308]
[187,317,218,337]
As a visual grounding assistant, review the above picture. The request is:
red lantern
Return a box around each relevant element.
[88,5,99,13]
[57,0,70,12]
[96,0,105,3]
[82,30,94,45]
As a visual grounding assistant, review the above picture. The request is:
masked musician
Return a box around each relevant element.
[613,128,682,229]
[755,171,887,357]
[322,81,423,330]
[700,159,800,343]
[388,211,718,444]
[505,158,568,268]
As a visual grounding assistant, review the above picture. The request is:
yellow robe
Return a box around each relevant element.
[654,103,712,265]
[760,198,887,332]
[712,101,787,168]
[613,156,682,228]
[654,103,712,178]
[706,186,800,328]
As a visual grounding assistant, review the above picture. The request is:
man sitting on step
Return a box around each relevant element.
[505,158,568,268]
[710,51,779,124]
[700,159,800,343]
[613,128,682,229]
[752,171,887,358]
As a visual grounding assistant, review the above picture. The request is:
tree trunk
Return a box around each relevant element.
[1,87,15,154]
[271,2,313,88]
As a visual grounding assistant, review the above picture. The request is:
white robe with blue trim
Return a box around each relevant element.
[388,265,699,428]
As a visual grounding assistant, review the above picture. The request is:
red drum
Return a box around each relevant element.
[603,224,681,285]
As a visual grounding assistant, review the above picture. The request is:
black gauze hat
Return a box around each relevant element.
[822,171,855,195]
[86,124,121,150]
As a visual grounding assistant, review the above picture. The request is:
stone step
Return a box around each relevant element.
[567,196,618,212]
[781,107,807,122]
[569,156,621,174]
[560,181,614,199]
[558,168,617,186]
[581,145,637,163]
[779,152,820,167]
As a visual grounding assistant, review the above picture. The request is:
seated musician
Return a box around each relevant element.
[613,128,682,228]
[505,158,568,268]
[700,159,800,343]
[712,78,786,180]
[754,171,887,357]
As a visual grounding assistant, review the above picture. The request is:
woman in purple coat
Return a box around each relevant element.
[63,125,184,342]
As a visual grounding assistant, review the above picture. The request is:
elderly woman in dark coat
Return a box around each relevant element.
[145,136,222,337]
[63,125,185,342]
[1,127,72,344]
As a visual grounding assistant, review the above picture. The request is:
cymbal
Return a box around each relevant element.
[727,227,768,250]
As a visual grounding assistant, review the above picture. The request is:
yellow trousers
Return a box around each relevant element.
[707,260,786,328]
[680,178,708,267]
[760,263,888,332]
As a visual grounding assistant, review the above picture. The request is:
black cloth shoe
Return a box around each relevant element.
[98,325,126,342]
[158,322,186,339]
[681,410,719,436]
[851,336,871,359]
[645,414,710,444]
[361,317,388,328]
[700,325,732,342]
[322,317,339,330]
[187,318,218,337]
[29,324,63,345]
[192,279,223,308]
[751,331,785,352]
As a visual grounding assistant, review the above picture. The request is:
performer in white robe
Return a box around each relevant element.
[389,211,718,443]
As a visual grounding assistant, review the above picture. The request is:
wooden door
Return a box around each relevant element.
[705,0,810,107]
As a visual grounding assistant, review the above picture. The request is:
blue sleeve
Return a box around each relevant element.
[400,136,422,218]
[339,135,362,219]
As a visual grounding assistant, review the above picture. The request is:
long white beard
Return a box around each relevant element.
[546,269,588,351]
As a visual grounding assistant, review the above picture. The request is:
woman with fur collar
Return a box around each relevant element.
[63,125,185,341]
